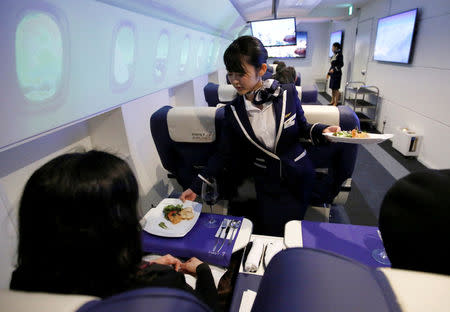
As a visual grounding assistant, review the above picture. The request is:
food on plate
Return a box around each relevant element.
[333,129,369,138]
[163,204,195,224]
[158,222,168,229]
[180,206,194,220]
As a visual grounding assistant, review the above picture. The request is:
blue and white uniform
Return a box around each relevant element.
[191,81,329,235]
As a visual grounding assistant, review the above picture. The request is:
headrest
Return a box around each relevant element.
[295,86,302,100]
[218,84,237,103]
[303,105,340,126]
[0,290,98,312]
[167,107,217,143]
[76,287,212,312]
[378,268,450,312]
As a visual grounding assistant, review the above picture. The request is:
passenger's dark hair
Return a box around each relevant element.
[273,60,281,65]
[332,42,341,50]
[273,66,297,84]
[275,61,287,73]
[16,150,141,296]
[223,36,268,74]
[379,169,450,275]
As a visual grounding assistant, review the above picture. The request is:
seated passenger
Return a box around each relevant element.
[10,151,218,310]
[274,61,286,73]
[273,66,297,85]
[379,169,450,275]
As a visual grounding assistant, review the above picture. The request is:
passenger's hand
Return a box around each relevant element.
[180,257,204,276]
[149,254,182,272]
[180,188,197,202]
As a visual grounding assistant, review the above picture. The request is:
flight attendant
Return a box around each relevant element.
[328,42,344,106]
[180,36,340,235]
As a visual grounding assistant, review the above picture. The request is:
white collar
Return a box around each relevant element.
[243,96,273,113]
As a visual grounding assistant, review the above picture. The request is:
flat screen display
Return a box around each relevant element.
[373,8,418,63]
[266,32,307,58]
[329,30,343,57]
[250,18,296,47]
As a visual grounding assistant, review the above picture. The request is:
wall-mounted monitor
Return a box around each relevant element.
[329,30,343,57]
[266,32,307,58]
[373,8,418,64]
[250,17,296,47]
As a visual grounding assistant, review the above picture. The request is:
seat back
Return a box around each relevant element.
[77,288,211,312]
[204,83,303,107]
[251,248,450,312]
[150,106,224,190]
[303,105,359,205]
[251,248,400,312]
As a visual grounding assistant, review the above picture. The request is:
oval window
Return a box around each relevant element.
[113,24,135,86]
[16,11,63,102]
[207,40,214,65]
[179,35,190,72]
[196,38,204,69]
[155,32,169,80]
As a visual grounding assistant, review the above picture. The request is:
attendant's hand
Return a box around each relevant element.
[180,257,204,276]
[323,126,341,133]
[149,254,182,272]
[329,69,334,74]
[180,188,197,202]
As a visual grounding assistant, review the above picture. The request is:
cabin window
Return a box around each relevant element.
[179,35,190,72]
[113,23,135,86]
[16,11,63,102]
[207,40,214,65]
[196,38,204,69]
[155,32,169,79]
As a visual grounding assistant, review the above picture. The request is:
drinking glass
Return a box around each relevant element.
[201,177,219,228]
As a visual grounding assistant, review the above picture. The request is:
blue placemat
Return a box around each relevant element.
[302,221,391,267]
[142,214,244,267]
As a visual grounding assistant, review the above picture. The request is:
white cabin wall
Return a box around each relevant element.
[269,22,331,87]
[349,0,450,169]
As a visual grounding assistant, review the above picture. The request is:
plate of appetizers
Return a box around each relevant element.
[323,129,394,144]
[143,198,202,237]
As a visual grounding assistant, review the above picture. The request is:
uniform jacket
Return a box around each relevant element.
[190,83,329,195]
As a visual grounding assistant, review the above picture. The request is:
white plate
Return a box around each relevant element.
[323,132,394,144]
[143,198,202,238]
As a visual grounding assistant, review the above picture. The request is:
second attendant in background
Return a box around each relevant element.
[327,42,344,106]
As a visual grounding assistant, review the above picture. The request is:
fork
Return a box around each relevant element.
[211,219,228,252]
[228,220,241,245]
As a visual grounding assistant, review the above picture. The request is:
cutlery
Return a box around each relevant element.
[212,219,229,252]
[228,220,241,245]
[217,220,233,253]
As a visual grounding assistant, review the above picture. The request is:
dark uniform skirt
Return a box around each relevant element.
[329,71,342,90]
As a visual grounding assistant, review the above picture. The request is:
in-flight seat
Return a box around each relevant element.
[250,248,450,312]
[205,82,317,106]
[76,287,212,312]
[150,105,239,198]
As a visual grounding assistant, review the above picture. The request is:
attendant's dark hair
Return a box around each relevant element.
[17,150,141,296]
[223,36,268,74]
[332,42,342,50]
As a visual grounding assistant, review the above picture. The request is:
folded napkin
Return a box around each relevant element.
[244,239,265,272]
[264,241,284,268]
[239,290,257,312]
